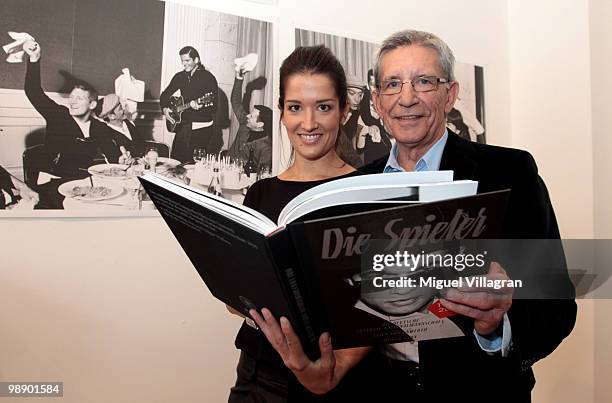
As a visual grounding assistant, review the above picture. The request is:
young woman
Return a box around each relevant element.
[228,46,373,402]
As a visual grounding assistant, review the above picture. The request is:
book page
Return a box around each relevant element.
[279,171,454,224]
[140,173,277,234]
[280,185,419,225]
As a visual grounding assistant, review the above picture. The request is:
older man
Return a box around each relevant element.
[250,30,576,403]
[359,29,576,402]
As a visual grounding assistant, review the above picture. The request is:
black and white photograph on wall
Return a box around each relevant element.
[295,28,389,167]
[0,0,273,217]
[295,28,486,169]
[451,62,486,144]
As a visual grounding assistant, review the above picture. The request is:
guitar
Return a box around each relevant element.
[165,92,214,132]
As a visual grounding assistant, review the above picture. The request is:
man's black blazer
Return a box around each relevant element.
[359,132,577,402]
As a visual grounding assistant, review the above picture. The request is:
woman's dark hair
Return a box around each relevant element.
[278,45,347,113]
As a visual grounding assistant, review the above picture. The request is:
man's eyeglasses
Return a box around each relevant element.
[378,76,450,95]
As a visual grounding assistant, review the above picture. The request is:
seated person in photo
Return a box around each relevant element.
[22,41,120,179]
[98,93,148,160]
[357,68,393,164]
[337,75,366,167]
[0,165,39,209]
[227,62,272,172]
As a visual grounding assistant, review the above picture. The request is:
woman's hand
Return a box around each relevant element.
[249,308,371,395]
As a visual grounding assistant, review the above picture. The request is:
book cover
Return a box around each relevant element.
[139,173,508,353]
[287,190,509,349]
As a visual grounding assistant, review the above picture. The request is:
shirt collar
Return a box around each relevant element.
[384,129,448,173]
[186,64,200,77]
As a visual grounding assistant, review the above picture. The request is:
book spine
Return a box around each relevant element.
[266,231,320,359]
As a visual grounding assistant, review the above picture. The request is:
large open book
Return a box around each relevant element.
[139,171,509,357]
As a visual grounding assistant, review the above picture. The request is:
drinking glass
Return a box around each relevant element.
[145,146,159,171]
[193,147,206,164]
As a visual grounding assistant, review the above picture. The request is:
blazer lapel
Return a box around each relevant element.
[440,132,478,180]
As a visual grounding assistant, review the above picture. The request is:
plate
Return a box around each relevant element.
[58,180,125,201]
[88,163,130,180]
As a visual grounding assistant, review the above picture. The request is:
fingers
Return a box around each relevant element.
[262,308,285,342]
[280,316,305,357]
[444,288,512,311]
[23,40,37,52]
[279,317,311,372]
[473,318,504,336]
[455,276,513,294]
[440,293,509,336]
[440,298,505,334]
[249,308,293,362]
[248,308,265,327]
[454,262,513,295]
[252,309,285,349]
[440,297,503,320]
[250,309,327,375]
[489,261,506,275]
[317,332,335,374]
[441,269,512,335]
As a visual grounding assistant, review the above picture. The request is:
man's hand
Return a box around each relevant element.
[23,40,41,62]
[250,308,370,395]
[163,107,175,125]
[440,261,513,336]
[118,146,134,165]
[235,67,246,80]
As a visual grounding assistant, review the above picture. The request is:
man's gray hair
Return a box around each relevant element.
[374,30,456,86]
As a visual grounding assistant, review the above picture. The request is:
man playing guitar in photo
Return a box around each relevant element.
[160,46,220,162]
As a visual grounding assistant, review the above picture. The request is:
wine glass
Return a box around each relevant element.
[144,146,159,170]
[193,147,206,164]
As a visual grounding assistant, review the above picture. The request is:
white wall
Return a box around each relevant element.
[590,0,612,402]
[0,0,604,401]
[590,0,612,239]
[506,0,612,400]
[508,0,594,239]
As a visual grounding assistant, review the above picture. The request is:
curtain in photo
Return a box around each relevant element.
[295,29,377,85]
